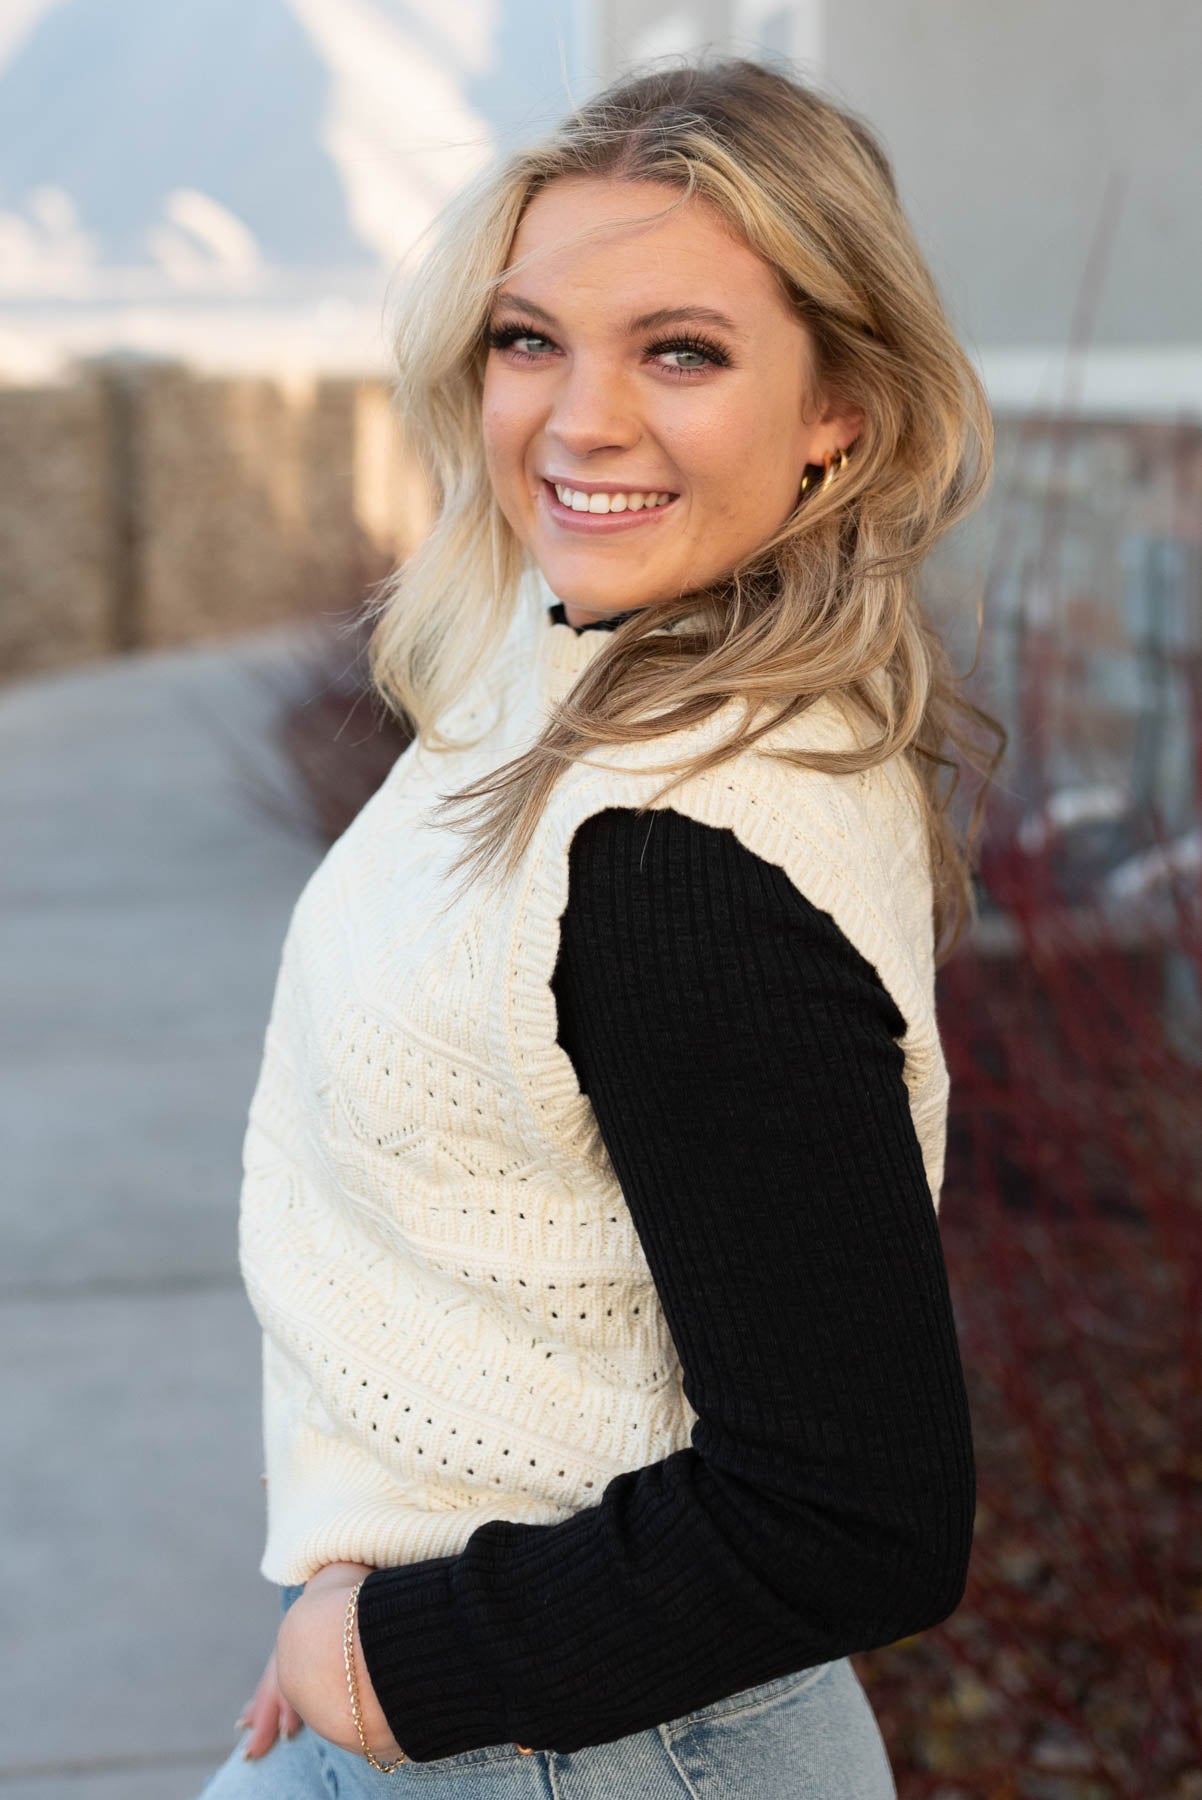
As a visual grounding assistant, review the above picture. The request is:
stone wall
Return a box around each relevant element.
[0,359,433,684]
[0,375,115,679]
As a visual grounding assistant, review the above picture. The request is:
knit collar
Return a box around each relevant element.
[531,565,634,698]
[530,563,701,703]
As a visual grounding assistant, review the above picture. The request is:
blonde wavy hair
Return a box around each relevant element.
[364,53,1007,964]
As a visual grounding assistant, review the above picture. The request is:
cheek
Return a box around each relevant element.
[669,388,801,526]
[481,373,533,482]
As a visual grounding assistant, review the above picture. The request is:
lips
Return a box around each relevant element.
[540,479,680,533]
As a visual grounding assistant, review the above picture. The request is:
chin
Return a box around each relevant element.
[538,561,650,615]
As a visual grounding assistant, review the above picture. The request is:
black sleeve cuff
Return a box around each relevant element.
[356,1556,512,1762]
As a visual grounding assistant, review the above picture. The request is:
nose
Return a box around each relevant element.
[543,356,641,462]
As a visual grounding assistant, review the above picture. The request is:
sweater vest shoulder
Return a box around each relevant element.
[510,660,947,1213]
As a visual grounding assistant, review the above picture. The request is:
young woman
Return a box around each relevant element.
[198,53,1003,1800]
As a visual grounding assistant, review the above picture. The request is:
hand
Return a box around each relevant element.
[275,1562,407,1762]
[235,1646,304,1761]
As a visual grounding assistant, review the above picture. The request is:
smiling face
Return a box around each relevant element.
[481,175,862,626]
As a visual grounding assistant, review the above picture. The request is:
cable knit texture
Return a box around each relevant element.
[237,565,952,1748]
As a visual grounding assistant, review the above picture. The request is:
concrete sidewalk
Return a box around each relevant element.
[1,628,334,1797]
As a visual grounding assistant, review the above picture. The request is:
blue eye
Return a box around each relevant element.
[645,332,730,372]
[486,324,552,356]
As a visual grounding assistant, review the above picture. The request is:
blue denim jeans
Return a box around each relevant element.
[195,1583,897,1798]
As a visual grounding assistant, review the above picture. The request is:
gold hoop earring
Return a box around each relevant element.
[822,446,849,487]
[802,446,849,504]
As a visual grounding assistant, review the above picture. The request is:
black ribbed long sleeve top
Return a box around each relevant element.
[354,603,976,1761]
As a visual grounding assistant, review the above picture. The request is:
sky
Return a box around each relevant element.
[0,0,589,374]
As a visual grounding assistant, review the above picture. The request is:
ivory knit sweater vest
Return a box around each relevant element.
[238,566,948,1586]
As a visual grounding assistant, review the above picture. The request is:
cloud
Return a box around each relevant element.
[146,189,264,288]
[285,0,497,265]
[0,183,99,295]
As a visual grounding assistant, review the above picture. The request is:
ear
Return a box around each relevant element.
[815,396,865,460]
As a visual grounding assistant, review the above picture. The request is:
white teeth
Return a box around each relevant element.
[554,482,673,515]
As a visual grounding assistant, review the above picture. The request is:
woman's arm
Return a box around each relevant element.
[295,804,976,1762]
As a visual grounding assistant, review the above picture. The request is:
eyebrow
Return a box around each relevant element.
[490,292,743,337]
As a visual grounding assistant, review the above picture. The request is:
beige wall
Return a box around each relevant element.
[824,0,1202,353]
[0,360,433,685]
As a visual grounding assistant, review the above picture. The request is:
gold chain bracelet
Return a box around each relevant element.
[343,1581,407,1770]
[342,1578,537,1765]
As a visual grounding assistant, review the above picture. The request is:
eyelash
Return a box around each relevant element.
[484,319,732,376]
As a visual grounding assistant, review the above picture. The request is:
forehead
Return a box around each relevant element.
[502,176,786,316]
